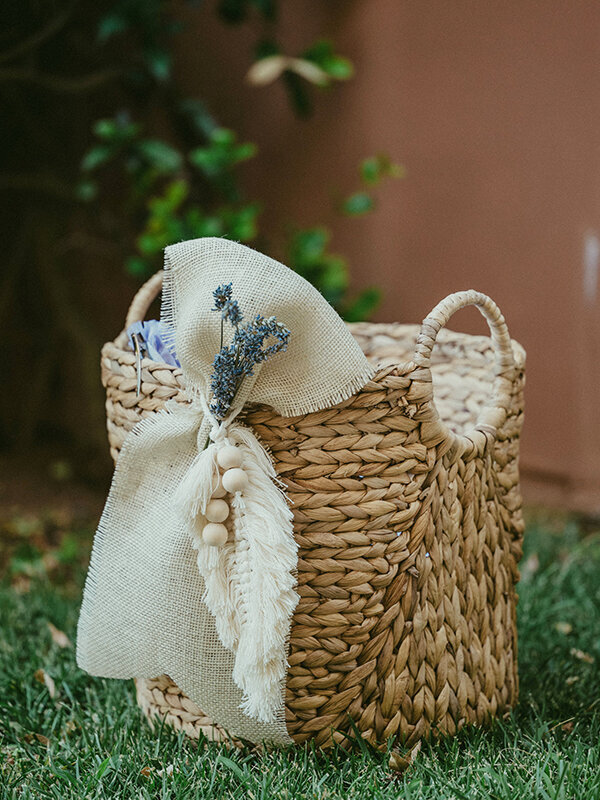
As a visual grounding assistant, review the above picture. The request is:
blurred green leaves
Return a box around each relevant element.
[80,116,183,202]
[96,0,189,83]
[285,152,403,317]
[342,192,374,216]
[287,228,381,321]
[81,116,262,277]
[301,40,354,82]
[81,0,403,320]
[81,106,401,317]
[189,130,257,177]
[136,140,182,173]
[126,178,261,276]
[360,154,405,186]
[342,155,404,216]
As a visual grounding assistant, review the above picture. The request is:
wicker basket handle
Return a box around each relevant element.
[414,290,516,446]
[125,270,164,329]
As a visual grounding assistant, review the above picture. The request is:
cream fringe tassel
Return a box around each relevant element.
[172,414,298,723]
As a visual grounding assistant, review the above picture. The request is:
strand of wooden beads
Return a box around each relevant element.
[201,444,248,547]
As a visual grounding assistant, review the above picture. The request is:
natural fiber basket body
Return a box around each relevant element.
[101,273,525,749]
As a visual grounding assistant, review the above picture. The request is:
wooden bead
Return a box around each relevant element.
[205,498,229,523]
[211,476,227,499]
[202,522,228,547]
[222,467,249,494]
[217,445,243,470]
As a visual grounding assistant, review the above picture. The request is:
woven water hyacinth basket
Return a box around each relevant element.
[101,272,525,749]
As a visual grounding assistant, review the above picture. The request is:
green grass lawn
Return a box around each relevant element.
[1,517,599,799]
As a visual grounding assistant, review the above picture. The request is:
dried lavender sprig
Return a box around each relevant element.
[209,286,290,420]
[212,283,232,311]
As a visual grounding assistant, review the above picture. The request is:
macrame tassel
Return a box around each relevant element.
[228,425,298,722]
[171,431,219,525]
[172,409,298,722]
[194,533,240,650]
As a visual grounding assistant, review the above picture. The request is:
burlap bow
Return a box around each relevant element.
[77,237,373,744]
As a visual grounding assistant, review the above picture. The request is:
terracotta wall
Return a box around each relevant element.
[177,1,600,512]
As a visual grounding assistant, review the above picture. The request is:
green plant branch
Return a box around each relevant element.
[0,173,75,201]
[0,220,29,332]
[0,0,78,65]
[0,68,121,92]
[34,218,107,453]
[0,0,399,463]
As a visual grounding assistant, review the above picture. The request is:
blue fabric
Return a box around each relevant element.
[126,320,181,367]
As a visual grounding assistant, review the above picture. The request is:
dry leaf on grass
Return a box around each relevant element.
[389,740,421,773]
[11,575,31,594]
[41,553,60,573]
[24,732,50,747]
[47,622,71,648]
[570,648,594,664]
[33,668,56,698]
[554,622,572,635]
[140,766,153,778]
[520,553,539,579]
[561,721,575,733]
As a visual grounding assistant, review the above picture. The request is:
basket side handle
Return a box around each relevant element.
[413,290,517,447]
[125,271,164,329]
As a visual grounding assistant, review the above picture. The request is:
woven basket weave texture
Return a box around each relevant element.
[101,273,525,748]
